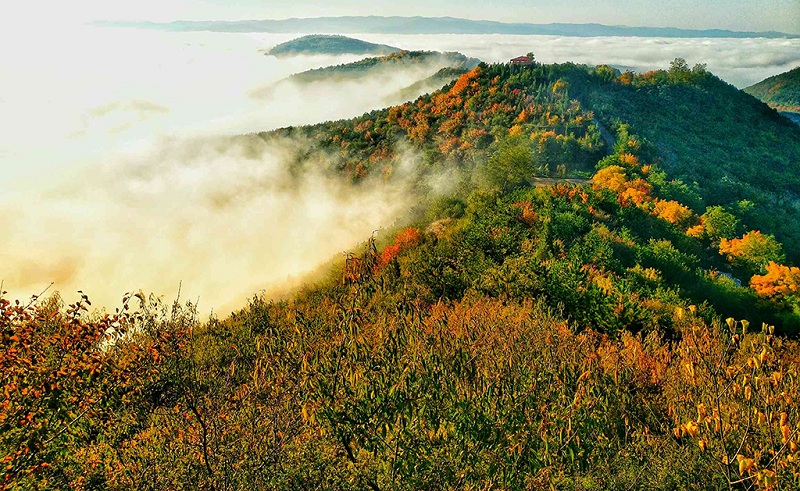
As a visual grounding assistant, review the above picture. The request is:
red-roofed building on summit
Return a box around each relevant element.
[510,56,534,65]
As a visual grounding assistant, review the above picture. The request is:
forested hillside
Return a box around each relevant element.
[270,59,800,261]
[5,60,800,490]
[283,50,481,86]
[745,67,800,114]
[574,62,800,260]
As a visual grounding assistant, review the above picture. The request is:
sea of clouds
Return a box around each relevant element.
[1,24,798,313]
[362,33,800,88]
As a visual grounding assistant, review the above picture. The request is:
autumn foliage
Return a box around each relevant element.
[593,157,699,232]
[752,262,800,300]
[379,227,422,267]
[720,231,786,275]
[652,199,695,229]
[0,291,189,490]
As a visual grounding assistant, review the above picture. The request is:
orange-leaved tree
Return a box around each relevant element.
[719,231,786,277]
[379,227,422,268]
[751,262,800,306]
[0,290,188,490]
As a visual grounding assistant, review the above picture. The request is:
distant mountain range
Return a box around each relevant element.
[97,16,798,39]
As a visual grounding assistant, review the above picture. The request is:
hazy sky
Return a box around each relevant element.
[9,0,800,33]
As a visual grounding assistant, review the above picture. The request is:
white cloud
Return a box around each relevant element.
[0,26,434,313]
[356,33,800,88]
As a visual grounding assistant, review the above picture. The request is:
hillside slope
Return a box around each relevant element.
[270,61,800,261]
[249,50,482,108]
[8,59,800,491]
[745,66,800,114]
[267,34,400,57]
[568,63,800,260]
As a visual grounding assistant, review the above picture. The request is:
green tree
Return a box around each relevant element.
[668,57,691,83]
[702,205,739,243]
[484,137,536,192]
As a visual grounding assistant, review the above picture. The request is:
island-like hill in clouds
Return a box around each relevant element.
[745,66,800,122]
[250,50,481,105]
[10,59,800,490]
[266,34,401,57]
[284,50,480,85]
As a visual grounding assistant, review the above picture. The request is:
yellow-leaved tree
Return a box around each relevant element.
[751,262,800,306]
[719,231,785,277]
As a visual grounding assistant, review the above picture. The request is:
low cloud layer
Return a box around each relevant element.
[2,135,419,313]
[357,33,800,88]
[0,26,430,312]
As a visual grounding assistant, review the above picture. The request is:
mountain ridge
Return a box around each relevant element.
[249,50,480,104]
[261,60,800,262]
[283,50,480,85]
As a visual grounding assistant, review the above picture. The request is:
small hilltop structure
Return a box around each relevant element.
[510,55,534,65]
[511,52,537,65]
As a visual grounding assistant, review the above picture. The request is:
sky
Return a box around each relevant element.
[6,0,800,34]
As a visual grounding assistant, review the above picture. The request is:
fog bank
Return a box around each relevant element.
[356,33,800,88]
[1,26,426,312]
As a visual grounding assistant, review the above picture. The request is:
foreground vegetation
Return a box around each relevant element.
[4,247,800,489]
[4,60,800,489]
